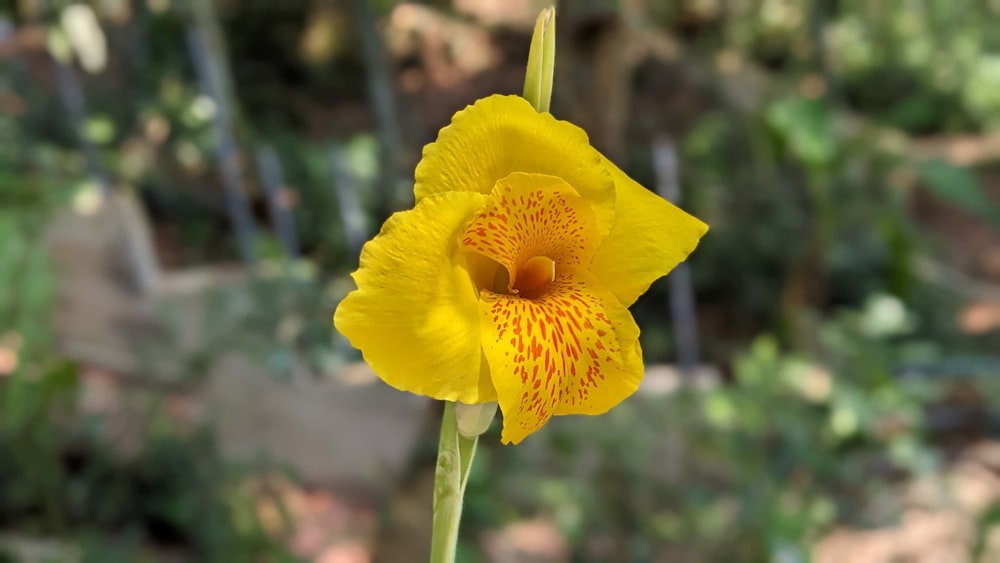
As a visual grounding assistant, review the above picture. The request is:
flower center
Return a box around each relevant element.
[460,173,600,301]
[513,255,555,298]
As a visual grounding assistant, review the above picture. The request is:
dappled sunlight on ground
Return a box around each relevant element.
[482,518,568,563]
[815,442,1000,563]
[249,474,377,563]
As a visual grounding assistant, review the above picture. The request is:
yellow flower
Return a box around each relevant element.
[334,95,707,444]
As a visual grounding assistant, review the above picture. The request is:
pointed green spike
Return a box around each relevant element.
[523,7,556,113]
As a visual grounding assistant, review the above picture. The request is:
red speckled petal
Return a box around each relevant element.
[479,268,643,444]
[461,172,598,290]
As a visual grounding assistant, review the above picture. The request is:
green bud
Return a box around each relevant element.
[523,7,556,113]
[455,401,498,438]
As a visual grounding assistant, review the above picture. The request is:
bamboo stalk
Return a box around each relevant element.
[328,144,368,258]
[256,145,301,261]
[184,9,258,267]
[652,137,701,373]
[350,0,404,215]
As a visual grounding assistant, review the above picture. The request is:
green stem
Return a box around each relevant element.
[430,402,479,563]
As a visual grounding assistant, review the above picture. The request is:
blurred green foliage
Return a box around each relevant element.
[1,0,1000,560]
[0,87,295,563]
[462,295,989,561]
[656,0,1000,132]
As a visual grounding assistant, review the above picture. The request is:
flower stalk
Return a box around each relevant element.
[430,402,479,562]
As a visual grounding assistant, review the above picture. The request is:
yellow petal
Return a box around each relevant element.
[461,172,598,295]
[415,95,615,237]
[479,269,643,445]
[589,157,709,306]
[334,191,496,404]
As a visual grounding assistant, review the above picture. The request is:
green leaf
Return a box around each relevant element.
[766,97,837,167]
[85,115,116,145]
[974,501,1000,560]
[917,159,999,223]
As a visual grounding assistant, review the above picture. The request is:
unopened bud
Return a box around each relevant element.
[455,401,498,438]
[523,7,556,113]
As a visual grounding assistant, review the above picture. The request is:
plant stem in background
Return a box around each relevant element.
[53,59,112,200]
[328,144,369,259]
[652,138,701,373]
[350,0,404,216]
[429,402,478,563]
[186,1,258,267]
[256,145,301,262]
[808,0,838,104]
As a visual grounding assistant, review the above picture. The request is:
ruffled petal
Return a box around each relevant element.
[461,172,598,292]
[415,95,615,237]
[479,268,643,444]
[589,157,709,307]
[334,191,496,404]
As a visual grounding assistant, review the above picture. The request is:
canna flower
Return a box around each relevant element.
[334,94,707,444]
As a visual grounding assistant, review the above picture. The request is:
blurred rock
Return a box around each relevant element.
[206,356,427,484]
[45,194,430,486]
[0,535,77,563]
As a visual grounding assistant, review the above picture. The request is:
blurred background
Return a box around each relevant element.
[2,0,1000,561]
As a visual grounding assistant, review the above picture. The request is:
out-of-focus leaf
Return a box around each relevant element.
[85,115,116,145]
[974,501,1000,560]
[766,96,838,167]
[917,159,1000,224]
